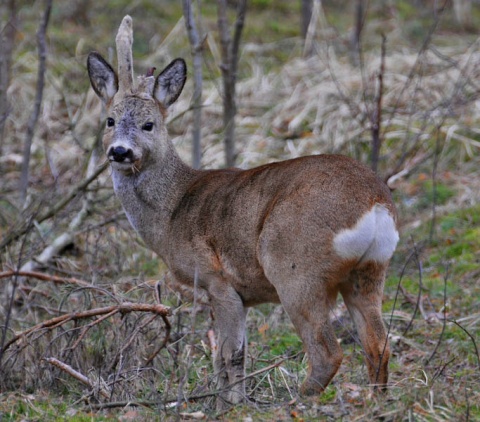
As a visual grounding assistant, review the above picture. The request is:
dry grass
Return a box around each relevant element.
[1,2,480,420]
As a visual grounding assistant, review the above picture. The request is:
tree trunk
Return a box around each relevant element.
[452,0,472,30]
[183,0,204,169]
[350,0,364,66]
[301,0,313,39]
[19,0,53,202]
[217,0,246,168]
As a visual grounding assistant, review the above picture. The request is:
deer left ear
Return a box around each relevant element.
[154,58,187,108]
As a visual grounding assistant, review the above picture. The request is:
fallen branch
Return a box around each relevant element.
[2,302,171,353]
[0,270,92,289]
[45,357,110,399]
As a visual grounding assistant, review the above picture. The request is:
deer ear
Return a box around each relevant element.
[87,52,119,103]
[154,59,187,108]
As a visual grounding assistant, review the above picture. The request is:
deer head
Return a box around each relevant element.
[87,15,186,174]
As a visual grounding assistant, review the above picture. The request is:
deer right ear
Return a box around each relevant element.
[87,52,119,104]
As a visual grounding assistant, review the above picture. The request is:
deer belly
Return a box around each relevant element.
[206,247,281,306]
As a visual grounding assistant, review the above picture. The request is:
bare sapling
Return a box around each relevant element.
[87,16,399,410]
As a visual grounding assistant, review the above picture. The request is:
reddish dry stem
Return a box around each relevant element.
[0,270,91,288]
[2,302,171,353]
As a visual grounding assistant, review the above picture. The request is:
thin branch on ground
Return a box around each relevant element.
[1,302,171,353]
[45,357,110,398]
[46,357,93,387]
[0,270,92,288]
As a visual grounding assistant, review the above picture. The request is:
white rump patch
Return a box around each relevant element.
[333,204,399,263]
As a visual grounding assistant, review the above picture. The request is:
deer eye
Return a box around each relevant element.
[142,122,154,132]
[106,117,115,127]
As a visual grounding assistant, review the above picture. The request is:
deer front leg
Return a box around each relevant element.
[208,281,248,411]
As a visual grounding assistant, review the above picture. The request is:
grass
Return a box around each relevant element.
[1,0,480,420]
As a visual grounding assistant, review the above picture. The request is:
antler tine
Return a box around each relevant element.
[115,15,134,94]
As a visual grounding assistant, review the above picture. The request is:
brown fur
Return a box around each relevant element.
[87,15,399,410]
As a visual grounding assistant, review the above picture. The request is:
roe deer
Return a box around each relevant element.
[88,15,399,410]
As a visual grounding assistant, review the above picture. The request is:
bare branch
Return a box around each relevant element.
[45,357,110,398]
[2,302,171,353]
[143,313,171,366]
[0,270,92,288]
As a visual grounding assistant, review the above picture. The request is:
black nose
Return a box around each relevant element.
[109,146,133,163]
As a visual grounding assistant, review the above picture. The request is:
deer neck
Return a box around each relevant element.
[111,143,198,257]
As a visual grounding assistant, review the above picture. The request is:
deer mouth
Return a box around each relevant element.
[108,146,142,173]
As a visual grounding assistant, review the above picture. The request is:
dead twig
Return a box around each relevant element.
[143,313,171,366]
[110,313,156,371]
[0,270,92,288]
[45,357,110,399]
[1,302,171,353]
[68,310,118,352]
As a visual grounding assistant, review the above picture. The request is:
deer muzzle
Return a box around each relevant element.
[108,145,134,163]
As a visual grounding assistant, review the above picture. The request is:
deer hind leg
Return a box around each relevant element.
[275,281,343,396]
[208,281,248,410]
[340,262,390,390]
